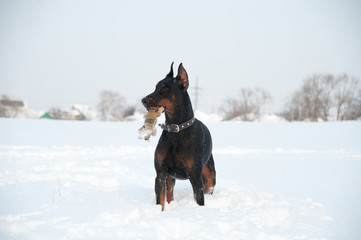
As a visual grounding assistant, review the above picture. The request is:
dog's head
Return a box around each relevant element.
[142,62,189,117]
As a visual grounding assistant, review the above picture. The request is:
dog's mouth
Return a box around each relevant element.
[144,104,166,113]
[142,97,167,113]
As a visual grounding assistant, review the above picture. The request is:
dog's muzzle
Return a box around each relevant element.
[141,97,150,109]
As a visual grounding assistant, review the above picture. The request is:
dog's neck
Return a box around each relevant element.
[165,92,194,125]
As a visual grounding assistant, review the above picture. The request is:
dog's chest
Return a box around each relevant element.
[164,145,194,179]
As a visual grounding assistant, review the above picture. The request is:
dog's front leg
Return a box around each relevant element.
[189,175,205,206]
[166,176,175,204]
[155,173,167,211]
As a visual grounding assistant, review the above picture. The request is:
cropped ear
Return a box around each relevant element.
[166,62,174,78]
[176,63,189,91]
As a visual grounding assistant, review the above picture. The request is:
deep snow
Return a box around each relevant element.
[0,118,360,240]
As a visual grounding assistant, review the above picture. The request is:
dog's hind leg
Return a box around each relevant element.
[166,176,175,204]
[202,154,216,194]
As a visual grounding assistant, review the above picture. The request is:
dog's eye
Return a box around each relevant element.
[161,86,169,94]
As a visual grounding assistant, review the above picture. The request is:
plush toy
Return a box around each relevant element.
[138,107,164,141]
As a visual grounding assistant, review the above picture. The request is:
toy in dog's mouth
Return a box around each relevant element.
[159,105,166,113]
[138,106,165,141]
[145,106,165,112]
[145,105,166,113]
[150,106,165,113]
[143,103,165,113]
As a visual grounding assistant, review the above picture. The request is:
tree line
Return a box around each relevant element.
[0,92,137,121]
[281,73,360,121]
[1,73,360,121]
[221,73,360,121]
[46,90,138,121]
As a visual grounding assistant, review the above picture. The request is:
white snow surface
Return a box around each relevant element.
[0,118,360,240]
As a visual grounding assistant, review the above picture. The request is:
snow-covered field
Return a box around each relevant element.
[0,118,360,240]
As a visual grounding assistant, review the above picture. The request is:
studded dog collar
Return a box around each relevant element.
[159,117,195,133]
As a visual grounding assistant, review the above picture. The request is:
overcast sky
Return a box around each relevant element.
[1,0,360,113]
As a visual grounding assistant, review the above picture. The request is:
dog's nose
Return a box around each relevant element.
[142,96,153,108]
[141,97,148,106]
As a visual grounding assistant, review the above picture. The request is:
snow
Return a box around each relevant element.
[255,114,287,123]
[5,106,45,119]
[195,110,223,122]
[0,118,360,240]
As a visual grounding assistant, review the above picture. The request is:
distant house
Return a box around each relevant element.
[44,105,92,121]
[40,112,53,119]
[69,105,93,121]
[67,108,87,121]
[0,99,26,108]
[0,98,27,118]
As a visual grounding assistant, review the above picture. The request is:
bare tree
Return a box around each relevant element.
[334,74,359,120]
[221,87,272,121]
[123,105,136,119]
[97,90,125,121]
[283,73,360,121]
[0,97,7,117]
[285,74,336,121]
[301,74,325,121]
[319,74,338,121]
[344,89,361,120]
[220,98,241,121]
[283,75,323,121]
[282,90,306,121]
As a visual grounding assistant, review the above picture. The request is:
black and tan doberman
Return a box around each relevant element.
[142,62,216,211]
